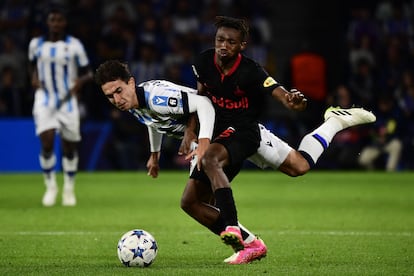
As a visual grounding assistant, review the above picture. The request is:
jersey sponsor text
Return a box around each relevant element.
[210,95,249,109]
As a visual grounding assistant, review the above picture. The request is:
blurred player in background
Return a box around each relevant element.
[28,6,93,206]
[188,16,376,264]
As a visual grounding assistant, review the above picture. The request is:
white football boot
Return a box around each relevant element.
[324,106,376,130]
[62,189,76,206]
[42,172,58,207]
[42,188,58,206]
[62,156,78,206]
[62,173,76,206]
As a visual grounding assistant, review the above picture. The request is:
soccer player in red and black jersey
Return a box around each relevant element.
[183,16,375,264]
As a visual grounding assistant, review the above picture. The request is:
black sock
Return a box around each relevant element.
[298,150,315,167]
[210,216,249,241]
[214,187,238,226]
[210,216,226,235]
[240,227,249,240]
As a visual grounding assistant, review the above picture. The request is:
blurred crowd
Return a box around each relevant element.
[0,0,413,170]
[322,0,414,171]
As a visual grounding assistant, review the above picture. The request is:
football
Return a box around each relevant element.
[117,229,158,267]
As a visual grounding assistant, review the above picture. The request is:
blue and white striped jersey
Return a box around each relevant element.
[130,80,197,138]
[28,35,90,108]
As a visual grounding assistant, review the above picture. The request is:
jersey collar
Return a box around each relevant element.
[135,86,148,109]
[214,53,242,81]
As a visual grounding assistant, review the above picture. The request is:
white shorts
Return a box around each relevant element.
[189,124,292,171]
[189,141,198,175]
[247,124,293,169]
[32,89,81,142]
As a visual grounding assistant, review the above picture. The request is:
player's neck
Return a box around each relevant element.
[48,32,65,42]
[215,54,240,75]
[215,57,236,74]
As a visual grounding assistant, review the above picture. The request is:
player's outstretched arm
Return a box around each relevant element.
[271,86,307,111]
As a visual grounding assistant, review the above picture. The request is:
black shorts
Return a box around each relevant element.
[190,124,260,184]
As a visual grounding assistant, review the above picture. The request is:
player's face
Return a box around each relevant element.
[101,77,138,111]
[214,27,246,64]
[47,12,67,35]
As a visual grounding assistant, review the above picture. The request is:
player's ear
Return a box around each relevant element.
[240,41,247,50]
[128,76,135,85]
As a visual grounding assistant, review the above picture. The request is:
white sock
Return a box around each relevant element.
[238,222,256,244]
[62,155,78,191]
[39,154,57,189]
[298,118,343,164]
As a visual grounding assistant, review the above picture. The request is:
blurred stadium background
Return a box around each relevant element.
[1,0,413,172]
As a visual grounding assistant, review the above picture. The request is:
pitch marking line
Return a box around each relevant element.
[0,230,411,237]
[269,230,413,237]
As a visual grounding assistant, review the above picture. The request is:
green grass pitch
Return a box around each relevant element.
[0,170,413,275]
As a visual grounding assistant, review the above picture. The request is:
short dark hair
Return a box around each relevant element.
[47,4,68,18]
[95,60,132,86]
[214,16,249,42]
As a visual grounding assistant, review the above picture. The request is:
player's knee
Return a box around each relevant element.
[290,161,310,177]
[180,198,190,213]
[180,193,191,212]
[180,192,195,214]
[285,167,307,177]
[200,154,220,173]
[281,152,311,177]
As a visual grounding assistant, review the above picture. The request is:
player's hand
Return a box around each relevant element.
[179,129,197,155]
[285,88,307,111]
[146,152,160,178]
[31,76,41,90]
[70,80,82,97]
[147,164,159,178]
[185,138,210,170]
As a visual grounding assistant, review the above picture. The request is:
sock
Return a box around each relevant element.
[238,222,256,243]
[209,218,256,244]
[210,216,226,235]
[39,154,57,189]
[62,154,78,191]
[214,188,238,226]
[298,118,343,165]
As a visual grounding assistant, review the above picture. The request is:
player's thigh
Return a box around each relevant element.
[58,109,81,142]
[214,127,259,166]
[33,99,60,136]
[249,128,293,169]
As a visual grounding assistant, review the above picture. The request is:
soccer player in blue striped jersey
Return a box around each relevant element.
[95,60,215,174]
[28,6,93,207]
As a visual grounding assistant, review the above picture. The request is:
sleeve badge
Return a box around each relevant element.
[263,77,277,87]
